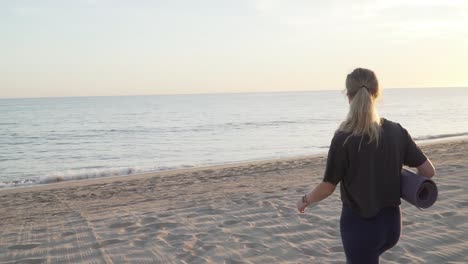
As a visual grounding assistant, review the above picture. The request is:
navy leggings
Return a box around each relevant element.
[340,205,401,264]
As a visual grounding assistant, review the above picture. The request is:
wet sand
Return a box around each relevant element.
[1,139,467,263]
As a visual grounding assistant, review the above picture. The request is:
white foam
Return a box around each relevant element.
[414,131,468,141]
[39,167,142,184]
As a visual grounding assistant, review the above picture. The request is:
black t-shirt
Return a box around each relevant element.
[323,118,427,218]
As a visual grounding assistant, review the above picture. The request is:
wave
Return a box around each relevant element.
[3,119,318,143]
[414,132,468,141]
[0,165,193,189]
[165,119,312,133]
[0,178,37,189]
[38,167,140,184]
[39,165,198,184]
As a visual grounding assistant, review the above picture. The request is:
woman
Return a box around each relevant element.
[296,68,435,263]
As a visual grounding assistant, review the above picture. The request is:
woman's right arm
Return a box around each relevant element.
[401,125,435,178]
[416,159,435,178]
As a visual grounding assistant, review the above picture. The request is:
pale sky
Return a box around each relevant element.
[1,0,467,98]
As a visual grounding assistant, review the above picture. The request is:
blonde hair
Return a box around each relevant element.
[338,68,381,147]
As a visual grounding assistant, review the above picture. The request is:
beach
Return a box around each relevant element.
[1,139,467,263]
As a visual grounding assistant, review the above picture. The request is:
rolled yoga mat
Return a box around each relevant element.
[401,168,438,209]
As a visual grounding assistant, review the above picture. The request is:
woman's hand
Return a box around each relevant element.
[296,182,336,213]
[297,194,310,213]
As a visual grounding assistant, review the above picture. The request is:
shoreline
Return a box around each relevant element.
[0,152,326,195]
[1,137,467,194]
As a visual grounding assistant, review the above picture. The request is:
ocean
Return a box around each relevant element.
[1,88,467,188]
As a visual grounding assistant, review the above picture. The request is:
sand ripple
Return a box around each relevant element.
[1,140,468,263]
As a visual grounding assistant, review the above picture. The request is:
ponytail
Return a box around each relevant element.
[338,68,381,147]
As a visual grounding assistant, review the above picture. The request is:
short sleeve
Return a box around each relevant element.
[323,136,347,185]
[402,127,427,167]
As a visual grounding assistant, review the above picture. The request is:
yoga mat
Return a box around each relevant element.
[401,168,438,209]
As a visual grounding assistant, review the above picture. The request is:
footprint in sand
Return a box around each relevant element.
[264,195,282,199]
[61,231,76,237]
[432,214,443,219]
[224,258,244,264]
[231,199,244,205]
[328,245,344,253]
[223,220,242,226]
[195,233,208,240]
[456,201,468,208]
[157,213,172,218]
[195,208,223,215]
[91,239,126,249]
[440,211,457,217]
[243,242,269,249]
[130,239,147,247]
[9,258,45,264]
[32,228,47,233]
[8,243,41,250]
[403,220,414,226]
[140,216,159,225]
[109,222,133,229]
[444,185,460,190]
[166,233,193,243]
[146,222,179,230]
[297,247,327,257]
[124,226,140,233]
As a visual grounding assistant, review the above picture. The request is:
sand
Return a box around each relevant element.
[1,139,467,264]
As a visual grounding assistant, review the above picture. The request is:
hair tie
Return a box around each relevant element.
[361,85,369,91]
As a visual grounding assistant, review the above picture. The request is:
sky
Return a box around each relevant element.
[1,0,467,98]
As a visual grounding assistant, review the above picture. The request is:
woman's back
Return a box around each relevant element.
[323,118,427,218]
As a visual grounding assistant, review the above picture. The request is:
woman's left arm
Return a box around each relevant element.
[297,181,337,213]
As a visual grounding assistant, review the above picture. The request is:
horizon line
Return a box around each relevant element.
[1,86,467,100]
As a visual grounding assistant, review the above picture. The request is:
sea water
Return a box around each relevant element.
[1,88,467,188]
